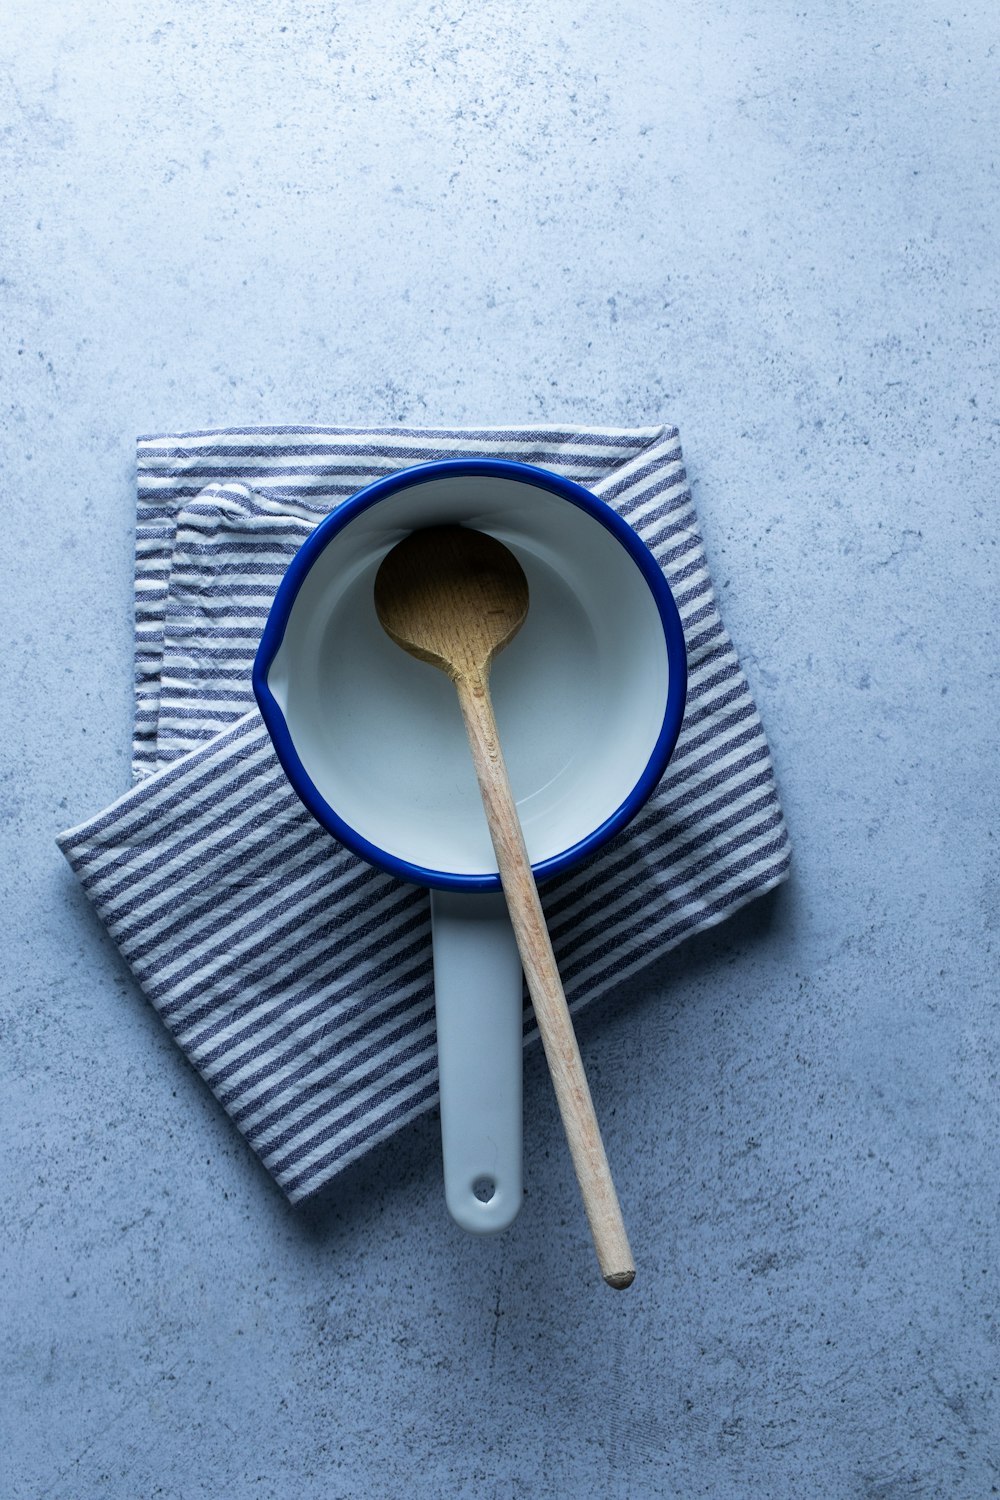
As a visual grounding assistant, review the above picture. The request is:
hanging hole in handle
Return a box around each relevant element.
[472,1176,496,1203]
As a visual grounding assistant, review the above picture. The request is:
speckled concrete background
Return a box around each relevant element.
[3,2,998,1496]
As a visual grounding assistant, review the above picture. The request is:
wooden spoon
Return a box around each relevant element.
[374,524,635,1289]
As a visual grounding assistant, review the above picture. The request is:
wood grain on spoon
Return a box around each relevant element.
[374,524,635,1290]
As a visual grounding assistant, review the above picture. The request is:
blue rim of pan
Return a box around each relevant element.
[252,457,688,892]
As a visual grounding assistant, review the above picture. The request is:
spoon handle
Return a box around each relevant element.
[455,671,636,1290]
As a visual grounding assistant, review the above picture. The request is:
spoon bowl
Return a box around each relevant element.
[374,525,529,681]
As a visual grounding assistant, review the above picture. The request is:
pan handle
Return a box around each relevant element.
[430,889,523,1233]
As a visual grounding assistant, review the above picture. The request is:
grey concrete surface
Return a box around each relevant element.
[3,2,998,1496]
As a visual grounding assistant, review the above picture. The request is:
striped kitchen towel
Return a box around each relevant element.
[57,424,791,1203]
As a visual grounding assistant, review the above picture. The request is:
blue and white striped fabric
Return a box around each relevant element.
[58,425,791,1203]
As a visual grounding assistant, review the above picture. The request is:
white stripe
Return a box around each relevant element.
[188,919,431,1099]
[231,978,436,1141]
[79,725,275,889]
[555,853,792,1023]
[594,460,688,511]
[274,1068,442,1197]
[133,451,623,489]
[112,824,329,967]
[551,783,782,946]
[165,871,417,1033]
[263,1047,441,1186]
[280,1080,442,1201]
[138,425,662,455]
[98,782,303,936]
[620,489,695,533]
[251,1015,439,1167]
[557,816,786,972]
[82,727,277,887]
